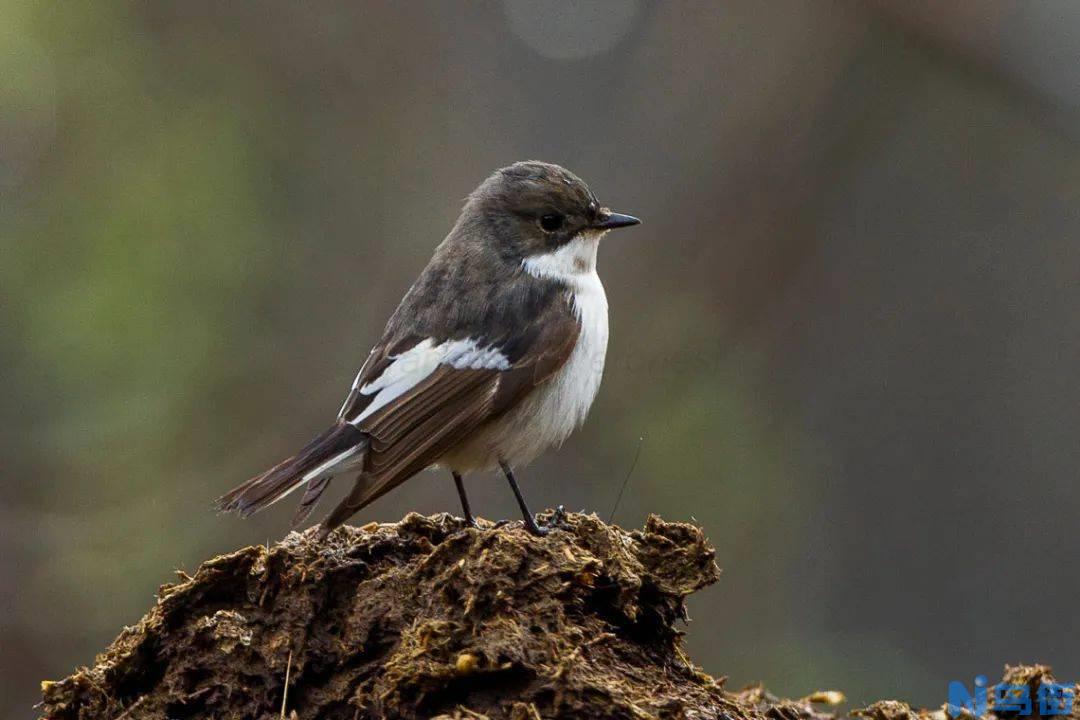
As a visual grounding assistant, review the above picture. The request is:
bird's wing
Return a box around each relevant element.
[319,298,580,531]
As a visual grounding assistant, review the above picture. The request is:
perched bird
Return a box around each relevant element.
[217,161,640,537]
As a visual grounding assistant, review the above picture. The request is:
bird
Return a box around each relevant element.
[216,161,640,537]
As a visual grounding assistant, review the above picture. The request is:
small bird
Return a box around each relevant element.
[217,161,640,537]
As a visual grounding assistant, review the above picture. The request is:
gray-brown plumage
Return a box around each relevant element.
[217,161,639,536]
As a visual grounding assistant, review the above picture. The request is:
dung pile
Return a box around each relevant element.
[40,512,731,719]
[37,511,1071,720]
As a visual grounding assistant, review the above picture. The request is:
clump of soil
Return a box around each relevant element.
[37,512,1071,720]
[40,512,727,719]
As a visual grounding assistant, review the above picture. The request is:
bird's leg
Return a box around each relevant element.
[452,471,478,528]
[499,460,548,536]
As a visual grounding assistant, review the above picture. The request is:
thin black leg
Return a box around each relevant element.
[452,471,478,527]
[499,460,547,536]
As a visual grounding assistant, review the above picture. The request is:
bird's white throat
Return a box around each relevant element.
[521,230,605,289]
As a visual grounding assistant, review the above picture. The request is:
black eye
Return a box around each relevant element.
[539,214,564,232]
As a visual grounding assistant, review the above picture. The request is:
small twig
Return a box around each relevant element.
[280,650,293,720]
[608,436,644,523]
[113,695,146,720]
[456,706,490,719]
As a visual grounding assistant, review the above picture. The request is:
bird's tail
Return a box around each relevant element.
[216,422,368,526]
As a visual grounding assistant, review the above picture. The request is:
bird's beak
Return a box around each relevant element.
[593,209,641,230]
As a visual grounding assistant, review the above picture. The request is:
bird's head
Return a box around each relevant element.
[460,161,640,268]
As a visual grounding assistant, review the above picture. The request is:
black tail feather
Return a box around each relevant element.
[291,474,332,528]
[217,422,366,519]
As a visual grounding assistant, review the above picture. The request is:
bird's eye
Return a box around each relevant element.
[539,214,564,232]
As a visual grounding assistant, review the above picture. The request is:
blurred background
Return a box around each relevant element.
[3,1,1080,717]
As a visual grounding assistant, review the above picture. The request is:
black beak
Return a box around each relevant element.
[593,210,641,230]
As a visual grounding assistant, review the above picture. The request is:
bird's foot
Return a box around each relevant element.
[524,506,569,536]
[522,514,551,537]
[491,515,548,536]
[546,504,568,529]
[491,506,566,536]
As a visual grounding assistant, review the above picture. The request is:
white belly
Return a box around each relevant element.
[485,282,607,467]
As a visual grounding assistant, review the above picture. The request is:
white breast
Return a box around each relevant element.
[440,231,609,471]
[523,267,608,445]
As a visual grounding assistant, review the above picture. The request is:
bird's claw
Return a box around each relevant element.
[525,506,568,536]
[546,504,568,528]
[523,516,551,537]
[490,506,567,536]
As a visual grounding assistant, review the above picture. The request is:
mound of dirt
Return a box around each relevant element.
[37,512,1071,720]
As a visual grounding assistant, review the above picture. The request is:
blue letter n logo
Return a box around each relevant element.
[948,676,989,717]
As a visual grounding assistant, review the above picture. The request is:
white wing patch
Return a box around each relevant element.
[442,338,512,370]
[345,338,509,426]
